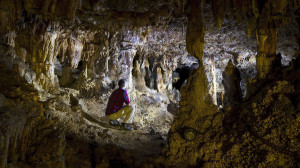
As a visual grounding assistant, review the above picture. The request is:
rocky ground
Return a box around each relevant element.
[45,88,170,156]
[0,63,168,168]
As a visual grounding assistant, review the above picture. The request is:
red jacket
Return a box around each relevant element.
[105,88,130,115]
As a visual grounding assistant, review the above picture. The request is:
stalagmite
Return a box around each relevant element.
[165,0,219,165]
[156,67,164,93]
[210,54,217,105]
[132,60,147,90]
[59,65,74,87]
[222,60,242,108]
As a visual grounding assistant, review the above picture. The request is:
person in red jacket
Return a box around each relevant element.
[105,79,135,130]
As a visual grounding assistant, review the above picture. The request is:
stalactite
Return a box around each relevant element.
[68,36,83,69]
[212,0,225,29]
[255,27,279,79]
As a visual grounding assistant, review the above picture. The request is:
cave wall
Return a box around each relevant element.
[0,64,65,168]
[0,0,195,134]
[164,0,300,167]
[0,0,190,167]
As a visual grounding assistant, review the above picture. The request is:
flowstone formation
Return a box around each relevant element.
[0,0,300,168]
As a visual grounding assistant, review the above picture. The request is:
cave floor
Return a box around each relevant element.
[47,91,168,159]
[82,112,167,157]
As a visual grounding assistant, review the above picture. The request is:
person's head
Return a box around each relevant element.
[118,79,126,88]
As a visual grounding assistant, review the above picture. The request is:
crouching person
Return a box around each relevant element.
[105,79,135,130]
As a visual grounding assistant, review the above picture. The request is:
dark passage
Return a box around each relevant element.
[173,67,191,90]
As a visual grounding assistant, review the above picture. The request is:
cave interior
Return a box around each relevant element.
[0,0,300,168]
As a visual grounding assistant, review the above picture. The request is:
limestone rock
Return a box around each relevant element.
[222,60,242,108]
[59,66,75,87]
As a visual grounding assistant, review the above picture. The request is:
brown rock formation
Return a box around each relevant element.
[222,60,242,108]
[164,0,300,167]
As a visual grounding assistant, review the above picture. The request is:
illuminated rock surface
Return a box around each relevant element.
[0,0,300,167]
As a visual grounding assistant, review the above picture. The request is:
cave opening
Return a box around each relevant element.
[77,60,83,71]
[72,60,83,79]
[54,55,63,77]
[173,66,191,90]
[144,57,156,89]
